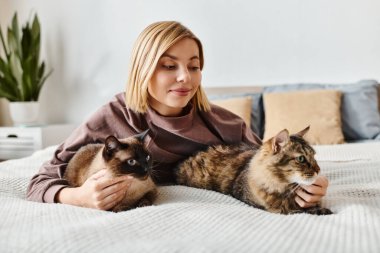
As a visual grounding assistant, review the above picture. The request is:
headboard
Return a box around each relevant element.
[204,86,263,95]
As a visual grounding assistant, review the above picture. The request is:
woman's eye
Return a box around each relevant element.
[127,159,137,166]
[296,156,306,163]
[163,65,176,70]
[189,66,200,71]
[146,155,150,161]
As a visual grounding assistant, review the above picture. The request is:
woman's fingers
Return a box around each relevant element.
[295,175,330,208]
[97,179,131,201]
[302,176,328,195]
[95,175,132,191]
[295,196,316,208]
[79,172,133,210]
[103,200,118,211]
[90,169,107,180]
[100,186,128,210]
[296,188,321,204]
[300,184,325,196]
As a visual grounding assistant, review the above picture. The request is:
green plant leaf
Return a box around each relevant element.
[0,56,8,73]
[36,68,52,100]
[11,13,22,59]
[22,70,33,100]
[0,56,19,97]
[9,53,23,98]
[0,76,19,101]
[32,15,40,41]
[0,87,18,101]
[7,29,17,57]
[38,61,45,79]
[0,26,9,57]
[21,26,32,62]
[0,55,20,101]
[0,12,51,101]
[37,70,53,98]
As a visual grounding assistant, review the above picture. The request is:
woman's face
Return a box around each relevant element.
[148,38,202,116]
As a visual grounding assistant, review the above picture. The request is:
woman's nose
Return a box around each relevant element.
[176,67,191,83]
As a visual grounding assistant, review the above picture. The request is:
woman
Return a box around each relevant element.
[27,21,328,210]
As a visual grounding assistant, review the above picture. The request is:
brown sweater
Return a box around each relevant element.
[26,92,261,203]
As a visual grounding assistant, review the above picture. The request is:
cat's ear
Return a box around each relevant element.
[272,129,290,154]
[135,129,150,142]
[104,135,121,155]
[294,126,310,138]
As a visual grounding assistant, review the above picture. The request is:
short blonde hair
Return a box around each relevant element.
[125,21,210,113]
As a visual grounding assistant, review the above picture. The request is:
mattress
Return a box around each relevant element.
[1,142,380,253]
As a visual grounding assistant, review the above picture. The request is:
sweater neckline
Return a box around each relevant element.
[146,104,194,131]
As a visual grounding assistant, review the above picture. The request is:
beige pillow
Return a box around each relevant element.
[378,85,380,111]
[211,97,252,126]
[263,89,344,145]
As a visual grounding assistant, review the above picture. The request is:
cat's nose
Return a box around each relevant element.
[313,163,320,173]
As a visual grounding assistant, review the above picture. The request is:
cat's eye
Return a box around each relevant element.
[146,155,150,161]
[127,159,137,166]
[296,156,306,163]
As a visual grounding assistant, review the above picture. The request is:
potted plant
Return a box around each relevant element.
[0,13,52,125]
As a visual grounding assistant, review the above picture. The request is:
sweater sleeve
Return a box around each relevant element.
[242,120,262,147]
[26,114,106,203]
[26,94,135,203]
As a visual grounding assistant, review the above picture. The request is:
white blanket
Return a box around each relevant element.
[1,143,380,253]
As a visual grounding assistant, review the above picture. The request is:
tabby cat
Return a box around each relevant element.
[176,127,332,215]
[64,130,157,212]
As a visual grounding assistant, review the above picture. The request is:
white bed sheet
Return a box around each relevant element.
[1,143,380,253]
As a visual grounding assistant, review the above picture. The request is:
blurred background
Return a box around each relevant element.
[1,0,379,125]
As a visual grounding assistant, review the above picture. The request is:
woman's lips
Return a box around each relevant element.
[170,88,191,96]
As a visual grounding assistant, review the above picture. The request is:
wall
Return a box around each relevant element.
[1,0,379,125]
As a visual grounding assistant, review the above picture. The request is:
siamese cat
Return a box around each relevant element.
[64,130,157,212]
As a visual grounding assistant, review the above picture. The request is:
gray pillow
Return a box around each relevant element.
[264,80,380,141]
[208,93,264,138]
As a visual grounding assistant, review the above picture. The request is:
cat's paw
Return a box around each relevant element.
[306,207,333,215]
[136,198,153,208]
[111,206,123,213]
[111,204,132,213]
[318,208,333,215]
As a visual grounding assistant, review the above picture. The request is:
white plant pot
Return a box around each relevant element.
[9,101,40,126]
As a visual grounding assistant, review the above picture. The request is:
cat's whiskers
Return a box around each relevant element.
[151,160,164,169]
[283,183,301,200]
[149,167,160,178]
[266,183,301,211]
[291,184,301,195]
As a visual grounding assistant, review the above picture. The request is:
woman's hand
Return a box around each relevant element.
[295,175,329,208]
[57,169,133,210]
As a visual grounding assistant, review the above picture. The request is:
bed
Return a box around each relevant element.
[1,81,380,252]
[1,142,380,252]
